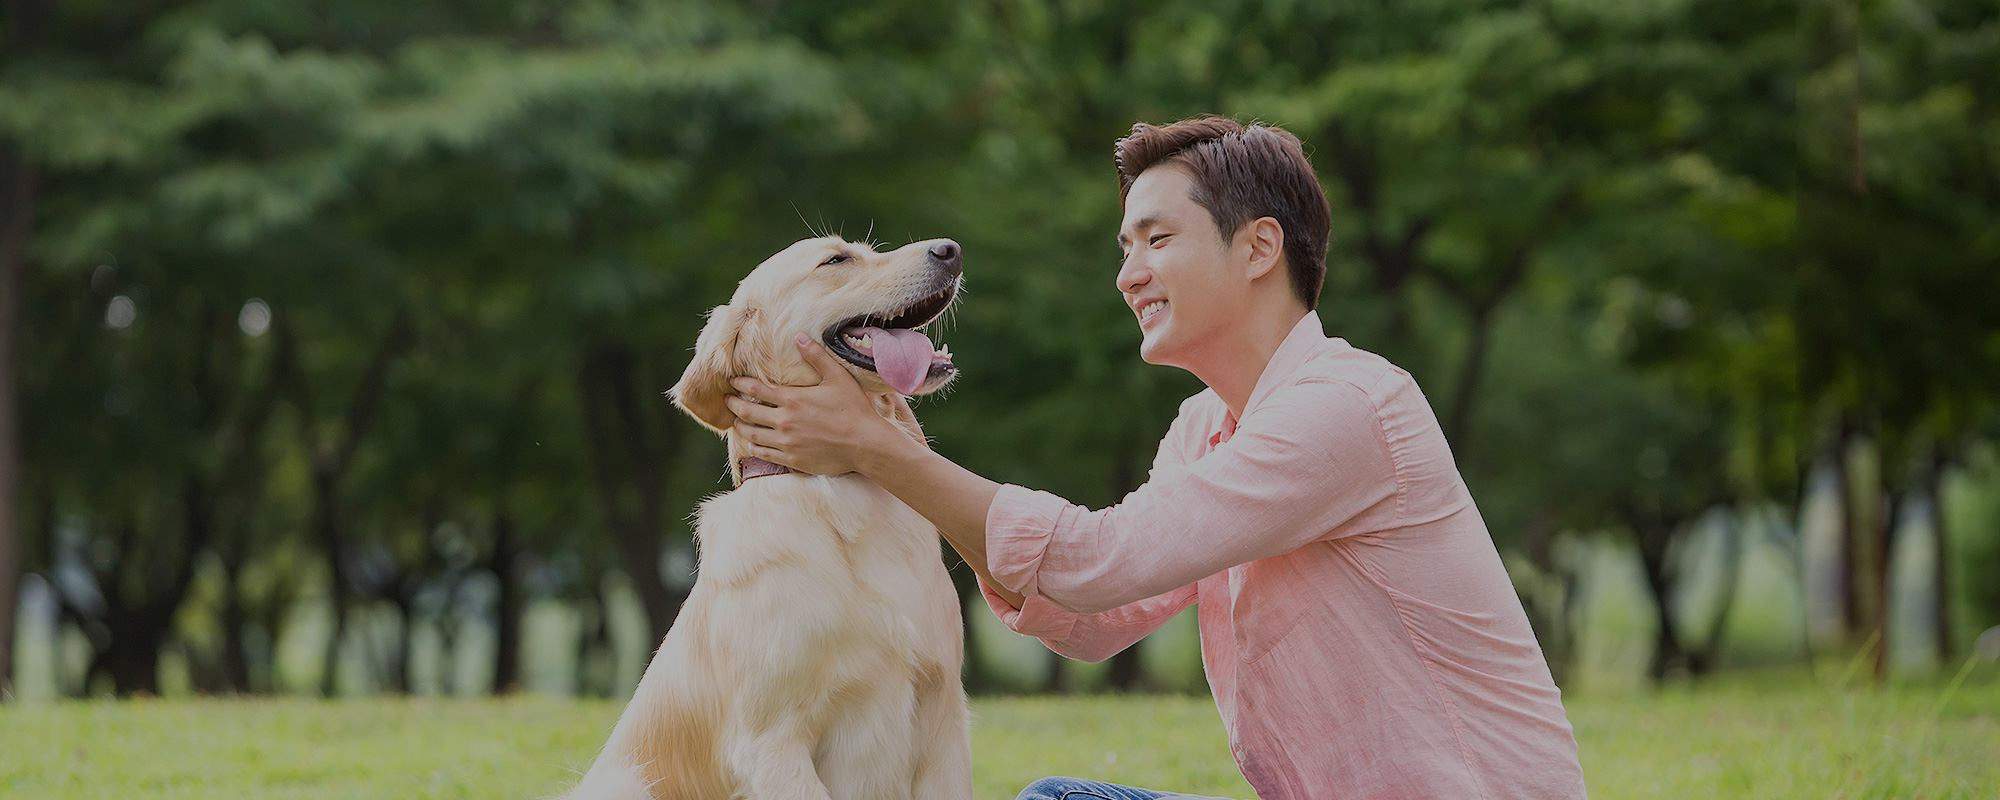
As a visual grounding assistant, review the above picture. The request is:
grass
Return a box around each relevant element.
[1,673,1995,799]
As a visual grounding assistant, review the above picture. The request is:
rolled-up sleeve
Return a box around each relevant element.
[975,569,1197,663]
[985,378,1400,616]
[974,397,1206,661]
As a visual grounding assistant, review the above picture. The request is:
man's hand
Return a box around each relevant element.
[726,333,1015,607]
[725,333,916,476]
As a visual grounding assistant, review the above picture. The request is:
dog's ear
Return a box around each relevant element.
[671,303,751,433]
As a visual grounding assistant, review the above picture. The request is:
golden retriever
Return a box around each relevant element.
[557,236,971,800]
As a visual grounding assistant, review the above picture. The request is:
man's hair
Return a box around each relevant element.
[1114,117,1332,310]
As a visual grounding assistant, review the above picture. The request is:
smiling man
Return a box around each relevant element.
[724,117,1588,800]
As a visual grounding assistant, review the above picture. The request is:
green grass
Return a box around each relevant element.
[2,675,1995,799]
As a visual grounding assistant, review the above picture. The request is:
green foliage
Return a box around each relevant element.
[5,0,1999,697]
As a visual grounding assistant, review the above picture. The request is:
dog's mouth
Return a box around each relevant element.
[822,276,959,396]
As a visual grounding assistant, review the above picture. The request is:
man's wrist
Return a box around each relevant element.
[856,422,927,480]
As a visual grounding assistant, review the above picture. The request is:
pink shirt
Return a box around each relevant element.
[979,312,1587,800]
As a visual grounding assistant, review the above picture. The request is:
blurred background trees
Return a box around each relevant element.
[3,0,1997,700]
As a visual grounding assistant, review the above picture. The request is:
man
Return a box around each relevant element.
[723,117,1588,800]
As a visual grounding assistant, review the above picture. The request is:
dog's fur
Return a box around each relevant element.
[559,237,971,800]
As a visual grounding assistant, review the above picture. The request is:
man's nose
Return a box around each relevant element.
[1116,254,1149,295]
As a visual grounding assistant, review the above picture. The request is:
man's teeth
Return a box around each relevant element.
[1139,300,1167,321]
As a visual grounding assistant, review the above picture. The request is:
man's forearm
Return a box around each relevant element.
[861,440,1022,608]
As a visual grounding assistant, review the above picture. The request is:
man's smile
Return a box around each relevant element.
[1134,298,1169,326]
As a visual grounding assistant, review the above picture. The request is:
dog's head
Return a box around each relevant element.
[671,235,962,433]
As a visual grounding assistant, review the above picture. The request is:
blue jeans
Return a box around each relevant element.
[1014,776,1173,800]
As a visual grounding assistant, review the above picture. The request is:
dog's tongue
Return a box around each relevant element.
[851,326,932,395]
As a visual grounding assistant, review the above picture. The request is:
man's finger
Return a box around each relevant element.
[730,376,776,405]
[732,421,773,447]
[795,333,860,390]
[724,394,780,428]
[741,441,795,470]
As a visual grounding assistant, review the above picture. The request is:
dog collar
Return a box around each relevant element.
[737,456,793,482]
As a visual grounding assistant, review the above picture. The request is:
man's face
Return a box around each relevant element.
[1116,165,1243,368]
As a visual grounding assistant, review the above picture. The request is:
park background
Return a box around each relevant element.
[2,0,1999,797]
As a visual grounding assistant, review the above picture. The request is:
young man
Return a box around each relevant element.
[723,117,1588,800]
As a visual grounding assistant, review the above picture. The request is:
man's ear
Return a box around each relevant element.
[671,304,750,433]
[1241,216,1287,282]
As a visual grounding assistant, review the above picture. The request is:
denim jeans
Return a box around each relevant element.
[1013,776,1238,800]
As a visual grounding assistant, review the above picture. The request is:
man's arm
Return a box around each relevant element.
[728,335,1405,618]
[972,374,1400,615]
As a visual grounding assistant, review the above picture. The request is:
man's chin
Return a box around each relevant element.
[1136,331,1174,366]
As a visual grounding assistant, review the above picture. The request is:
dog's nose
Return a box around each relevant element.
[928,239,962,276]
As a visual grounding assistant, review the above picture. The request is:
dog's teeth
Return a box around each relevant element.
[861,334,873,348]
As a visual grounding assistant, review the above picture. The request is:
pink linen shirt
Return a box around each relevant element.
[979,312,1587,800]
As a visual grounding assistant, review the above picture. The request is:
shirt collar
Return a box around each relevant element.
[1239,311,1339,421]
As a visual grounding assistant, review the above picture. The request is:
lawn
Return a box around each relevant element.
[2,673,1995,799]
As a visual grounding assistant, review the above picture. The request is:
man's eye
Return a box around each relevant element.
[820,254,852,267]
[1149,234,1171,246]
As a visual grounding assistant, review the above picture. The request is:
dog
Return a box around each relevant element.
[558,236,971,800]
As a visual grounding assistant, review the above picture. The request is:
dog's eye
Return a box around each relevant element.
[819,253,852,267]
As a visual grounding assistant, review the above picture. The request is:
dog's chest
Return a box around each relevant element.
[696,478,958,670]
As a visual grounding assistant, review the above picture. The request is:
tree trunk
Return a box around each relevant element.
[0,0,50,708]
[314,470,351,698]
[382,592,414,695]
[0,139,34,703]
[1105,645,1144,693]
[218,555,252,693]
[1835,424,1889,654]
[91,479,214,697]
[1443,301,1497,448]
[1927,453,1954,662]
[1832,425,1860,635]
[1629,508,1686,682]
[102,628,163,696]
[491,513,524,695]
[1518,510,1576,687]
[1689,511,1742,676]
[954,571,991,694]
[435,578,465,697]
[277,312,413,697]
[1872,489,1899,682]
[576,581,615,698]
[253,592,294,695]
[578,345,687,647]
[1043,650,1072,694]
[85,486,210,698]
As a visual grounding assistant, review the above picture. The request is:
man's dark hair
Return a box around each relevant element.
[1114,117,1332,310]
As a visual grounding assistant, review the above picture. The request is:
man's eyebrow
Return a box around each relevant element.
[1116,216,1161,247]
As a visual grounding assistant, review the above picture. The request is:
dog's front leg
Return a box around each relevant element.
[729,724,835,800]
[908,661,973,800]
